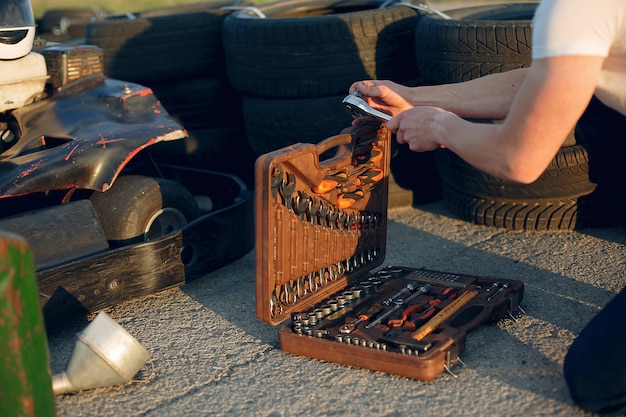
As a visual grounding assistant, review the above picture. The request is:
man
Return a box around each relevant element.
[350,0,625,413]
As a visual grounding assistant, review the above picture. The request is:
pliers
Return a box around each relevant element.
[387,287,458,330]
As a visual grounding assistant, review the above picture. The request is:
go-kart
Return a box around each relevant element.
[0,42,254,325]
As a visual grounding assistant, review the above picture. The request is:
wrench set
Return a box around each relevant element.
[255,123,525,381]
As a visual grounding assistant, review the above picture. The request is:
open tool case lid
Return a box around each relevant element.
[255,123,524,381]
[255,123,391,325]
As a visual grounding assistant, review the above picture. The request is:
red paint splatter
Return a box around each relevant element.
[64,144,79,161]
[95,137,126,146]
[16,160,45,180]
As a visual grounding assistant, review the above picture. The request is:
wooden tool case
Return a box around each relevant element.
[255,123,524,381]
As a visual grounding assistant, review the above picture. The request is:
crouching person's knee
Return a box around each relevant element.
[563,287,626,415]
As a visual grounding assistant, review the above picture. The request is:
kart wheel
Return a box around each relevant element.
[90,175,200,247]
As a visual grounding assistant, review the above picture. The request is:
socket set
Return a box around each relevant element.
[255,123,524,381]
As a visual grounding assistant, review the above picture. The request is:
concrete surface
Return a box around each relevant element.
[48,198,626,417]
[47,1,624,416]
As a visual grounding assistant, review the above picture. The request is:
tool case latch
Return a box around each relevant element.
[444,344,465,378]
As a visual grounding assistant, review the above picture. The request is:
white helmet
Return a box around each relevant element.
[0,0,35,60]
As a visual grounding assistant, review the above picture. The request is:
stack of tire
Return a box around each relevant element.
[414,2,619,230]
[221,0,443,203]
[36,8,115,42]
[84,1,257,185]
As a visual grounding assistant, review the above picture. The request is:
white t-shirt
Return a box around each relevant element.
[532,0,626,115]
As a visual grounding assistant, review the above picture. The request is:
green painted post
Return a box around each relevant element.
[0,232,55,417]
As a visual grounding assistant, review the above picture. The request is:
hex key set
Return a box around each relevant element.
[255,123,524,381]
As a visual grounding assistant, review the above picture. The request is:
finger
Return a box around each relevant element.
[385,116,399,134]
[351,115,377,126]
[349,81,366,95]
[353,80,382,98]
[395,131,405,145]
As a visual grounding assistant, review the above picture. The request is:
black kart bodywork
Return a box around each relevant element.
[0,75,254,324]
[1,75,184,197]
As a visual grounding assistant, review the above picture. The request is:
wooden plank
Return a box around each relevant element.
[38,236,185,324]
[0,200,109,270]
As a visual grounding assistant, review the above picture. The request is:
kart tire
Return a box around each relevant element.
[414,2,537,84]
[90,175,200,247]
[222,0,424,98]
[436,146,608,230]
[85,1,248,83]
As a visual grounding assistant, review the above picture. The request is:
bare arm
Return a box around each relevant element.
[387,56,603,183]
[350,68,528,119]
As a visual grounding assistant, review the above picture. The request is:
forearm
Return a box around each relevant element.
[409,68,528,119]
[435,58,599,183]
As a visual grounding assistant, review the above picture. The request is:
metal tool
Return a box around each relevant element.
[393,287,458,330]
[387,302,426,328]
[337,190,364,209]
[307,197,320,224]
[382,280,422,306]
[294,190,309,219]
[487,283,510,302]
[312,171,348,194]
[338,314,369,334]
[270,164,283,199]
[365,283,431,329]
[278,172,296,212]
[342,94,392,122]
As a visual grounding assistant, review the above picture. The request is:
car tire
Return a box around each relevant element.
[222,0,425,98]
[89,175,200,247]
[435,145,613,230]
[242,94,354,156]
[38,8,114,39]
[85,1,248,83]
[437,145,596,200]
[414,2,537,84]
[150,75,244,130]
